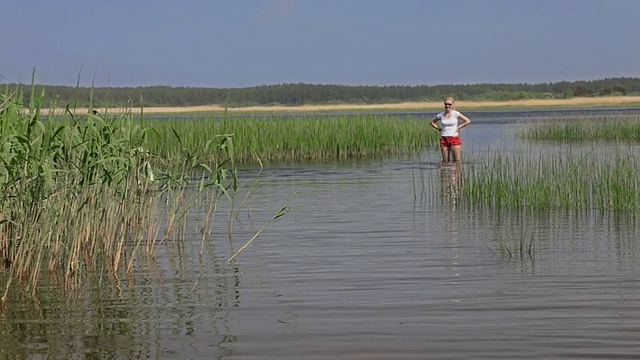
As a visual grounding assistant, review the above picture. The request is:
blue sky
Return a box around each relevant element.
[2,0,639,88]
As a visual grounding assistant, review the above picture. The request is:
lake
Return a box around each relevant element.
[2,108,640,359]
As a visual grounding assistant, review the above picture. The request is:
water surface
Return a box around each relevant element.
[2,109,640,359]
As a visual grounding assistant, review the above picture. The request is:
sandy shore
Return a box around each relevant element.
[56,95,640,115]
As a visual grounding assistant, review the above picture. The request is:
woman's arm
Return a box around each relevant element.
[430,116,441,131]
[456,113,471,131]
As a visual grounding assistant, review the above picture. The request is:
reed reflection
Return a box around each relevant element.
[0,236,242,359]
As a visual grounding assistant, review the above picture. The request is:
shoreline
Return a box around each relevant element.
[48,95,640,115]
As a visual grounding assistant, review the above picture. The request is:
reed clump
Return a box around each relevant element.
[461,147,640,211]
[0,87,239,304]
[142,114,439,165]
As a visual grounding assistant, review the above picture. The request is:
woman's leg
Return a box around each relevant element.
[450,145,462,162]
[440,145,450,162]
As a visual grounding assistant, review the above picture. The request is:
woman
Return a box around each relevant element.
[429,97,471,162]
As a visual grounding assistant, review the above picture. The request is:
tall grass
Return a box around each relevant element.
[0,87,241,304]
[519,114,640,140]
[461,146,640,211]
[478,114,640,211]
[1,84,441,303]
[142,114,439,165]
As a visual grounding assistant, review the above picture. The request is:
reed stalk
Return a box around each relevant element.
[0,84,242,304]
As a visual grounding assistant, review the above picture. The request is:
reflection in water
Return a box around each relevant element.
[468,207,640,273]
[439,162,462,206]
[0,239,242,359]
[439,162,464,296]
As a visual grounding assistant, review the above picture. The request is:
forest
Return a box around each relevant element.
[2,77,639,108]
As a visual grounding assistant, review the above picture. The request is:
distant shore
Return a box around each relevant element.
[56,95,640,115]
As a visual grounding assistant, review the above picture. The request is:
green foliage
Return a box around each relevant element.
[142,114,440,165]
[0,86,240,302]
[462,147,640,211]
[3,77,640,109]
[572,83,594,97]
[563,89,574,99]
[613,85,627,95]
[466,116,640,212]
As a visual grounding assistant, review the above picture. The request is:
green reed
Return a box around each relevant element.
[460,146,640,211]
[0,88,241,303]
[5,87,442,302]
[142,114,439,166]
[519,114,640,140]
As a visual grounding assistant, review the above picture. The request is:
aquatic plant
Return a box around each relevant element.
[461,146,640,212]
[0,85,241,304]
[142,114,439,166]
[519,114,640,141]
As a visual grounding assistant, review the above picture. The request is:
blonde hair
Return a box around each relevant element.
[444,97,455,110]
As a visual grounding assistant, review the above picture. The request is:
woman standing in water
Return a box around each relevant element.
[429,97,471,162]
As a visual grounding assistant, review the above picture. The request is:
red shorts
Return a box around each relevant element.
[440,136,462,148]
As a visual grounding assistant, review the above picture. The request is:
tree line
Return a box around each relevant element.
[3,77,639,108]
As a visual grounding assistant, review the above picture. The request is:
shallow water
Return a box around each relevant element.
[2,110,640,359]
